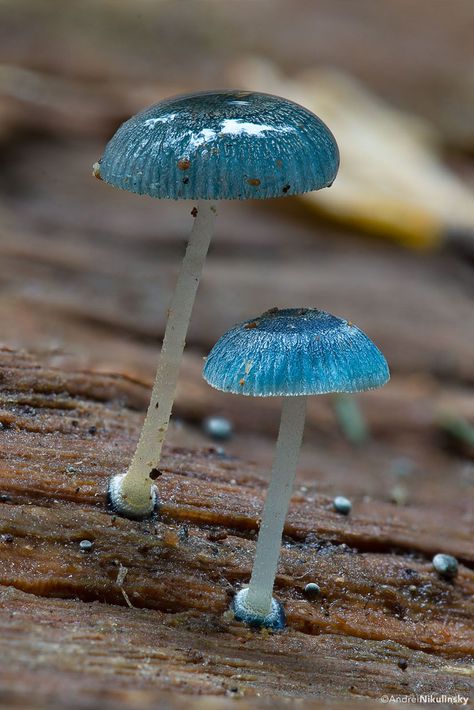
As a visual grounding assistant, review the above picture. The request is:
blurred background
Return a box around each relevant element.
[0,0,473,511]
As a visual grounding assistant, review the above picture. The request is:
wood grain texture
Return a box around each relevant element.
[0,349,472,707]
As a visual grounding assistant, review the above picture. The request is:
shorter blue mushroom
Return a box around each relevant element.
[203,308,389,630]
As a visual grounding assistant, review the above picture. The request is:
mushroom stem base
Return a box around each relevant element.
[232,588,285,631]
[107,471,158,520]
[108,201,217,519]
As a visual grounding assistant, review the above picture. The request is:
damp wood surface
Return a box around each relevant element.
[0,348,473,709]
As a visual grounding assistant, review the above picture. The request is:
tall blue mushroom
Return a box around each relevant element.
[93,91,339,518]
[94,91,339,519]
[203,308,389,629]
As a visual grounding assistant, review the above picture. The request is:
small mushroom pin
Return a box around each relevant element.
[95,91,339,519]
[203,308,389,629]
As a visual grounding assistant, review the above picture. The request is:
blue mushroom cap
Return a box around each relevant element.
[96,90,339,200]
[203,308,390,397]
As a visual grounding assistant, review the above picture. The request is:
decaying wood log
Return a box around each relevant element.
[0,348,472,707]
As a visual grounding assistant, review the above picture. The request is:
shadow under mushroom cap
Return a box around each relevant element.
[97,90,339,200]
[203,308,390,397]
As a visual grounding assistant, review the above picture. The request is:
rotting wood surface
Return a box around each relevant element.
[0,349,472,708]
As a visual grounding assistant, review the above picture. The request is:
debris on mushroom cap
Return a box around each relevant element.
[203,308,389,397]
[333,496,352,515]
[92,162,102,180]
[202,415,233,441]
[432,553,458,579]
[95,90,339,201]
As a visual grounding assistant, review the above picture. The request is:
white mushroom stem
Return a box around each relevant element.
[111,200,216,517]
[245,395,307,616]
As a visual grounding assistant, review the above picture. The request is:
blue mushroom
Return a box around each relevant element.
[95,91,339,520]
[203,308,389,630]
[97,90,339,200]
[204,308,389,397]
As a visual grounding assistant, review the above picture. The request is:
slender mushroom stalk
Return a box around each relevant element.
[95,90,339,519]
[108,201,216,518]
[244,395,306,616]
[203,308,389,630]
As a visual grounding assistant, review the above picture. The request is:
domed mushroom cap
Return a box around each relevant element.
[96,90,339,200]
[203,308,389,397]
